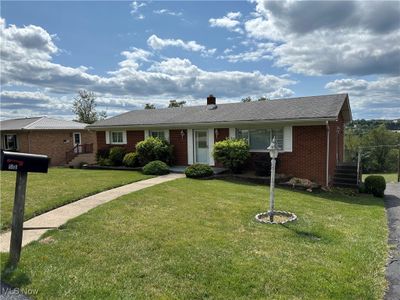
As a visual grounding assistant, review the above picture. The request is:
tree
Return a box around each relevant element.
[72,90,106,124]
[257,96,269,101]
[144,103,156,109]
[241,97,252,103]
[363,125,398,172]
[168,100,186,108]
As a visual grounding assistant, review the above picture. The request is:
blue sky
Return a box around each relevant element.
[1,0,399,120]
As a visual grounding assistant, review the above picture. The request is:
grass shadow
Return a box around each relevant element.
[1,259,31,288]
[215,177,384,208]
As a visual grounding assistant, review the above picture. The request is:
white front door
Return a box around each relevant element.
[73,132,81,153]
[194,130,209,164]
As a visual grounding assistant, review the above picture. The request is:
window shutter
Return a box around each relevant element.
[283,126,293,152]
[105,131,110,144]
[164,130,170,142]
[144,130,149,139]
[229,128,236,139]
[208,128,215,166]
[122,131,127,144]
[187,129,193,164]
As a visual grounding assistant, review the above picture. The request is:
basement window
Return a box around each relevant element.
[236,128,283,151]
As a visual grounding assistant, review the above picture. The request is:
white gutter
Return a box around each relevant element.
[326,121,330,186]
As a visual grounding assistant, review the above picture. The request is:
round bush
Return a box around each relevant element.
[142,160,170,175]
[213,138,250,173]
[108,147,126,166]
[364,175,386,197]
[185,164,214,178]
[123,152,139,167]
[136,137,173,166]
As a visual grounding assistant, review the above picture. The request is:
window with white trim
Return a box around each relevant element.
[236,128,284,150]
[150,130,166,140]
[110,131,124,144]
[3,134,18,150]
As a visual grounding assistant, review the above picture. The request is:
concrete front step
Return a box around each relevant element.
[67,153,96,167]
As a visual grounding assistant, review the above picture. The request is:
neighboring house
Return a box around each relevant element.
[0,117,96,166]
[88,94,352,186]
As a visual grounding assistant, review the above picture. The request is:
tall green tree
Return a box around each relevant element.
[72,90,107,124]
[363,125,398,172]
[168,100,186,108]
[144,103,156,109]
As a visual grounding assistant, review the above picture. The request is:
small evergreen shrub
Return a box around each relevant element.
[142,160,170,175]
[185,164,214,178]
[96,148,110,162]
[123,152,139,167]
[364,175,386,197]
[98,158,113,166]
[109,147,126,166]
[213,138,250,173]
[136,137,173,165]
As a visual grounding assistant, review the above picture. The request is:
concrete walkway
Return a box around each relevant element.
[0,173,185,252]
[384,183,400,300]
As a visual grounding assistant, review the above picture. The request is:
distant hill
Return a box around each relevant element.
[346,119,400,134]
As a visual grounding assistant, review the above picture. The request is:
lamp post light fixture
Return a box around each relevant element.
[267,137,279,222]
[255,137,297,224]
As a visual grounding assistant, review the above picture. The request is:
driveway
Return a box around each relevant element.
[384,183,400,300]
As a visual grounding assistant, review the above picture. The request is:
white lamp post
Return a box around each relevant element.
[267,137,279,222]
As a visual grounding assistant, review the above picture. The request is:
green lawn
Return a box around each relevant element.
[1,179,387,299]
[363,173,398,183]
[0,168,151,230]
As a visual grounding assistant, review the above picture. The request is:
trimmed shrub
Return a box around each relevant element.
[123,152,139,167]
[109,147,126,166]
[98,158,113,166]
[96,148,110,162]
[136,137,173,165]
[364,175,386,198]
[185,164,214,178]
[142,160,170,175]
[213,138,250,173]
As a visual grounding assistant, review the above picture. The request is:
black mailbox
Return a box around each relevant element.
[1,150,50,173]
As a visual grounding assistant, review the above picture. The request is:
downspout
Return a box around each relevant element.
[326,121,330,187]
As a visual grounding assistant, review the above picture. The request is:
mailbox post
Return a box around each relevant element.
[1,150,49,267]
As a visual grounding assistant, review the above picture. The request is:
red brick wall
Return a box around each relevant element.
[215,128,229,142]
[3,130,96,166]
[169,129,188,165]
[276,125,328,185]
[96,130,144,153]
[327,113,345,184]
[214,128,229,167]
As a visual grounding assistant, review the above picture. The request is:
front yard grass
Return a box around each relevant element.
[1,179,387,299]
[0,168,151,230]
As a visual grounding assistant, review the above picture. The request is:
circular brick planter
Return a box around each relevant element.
[255,210,297,224]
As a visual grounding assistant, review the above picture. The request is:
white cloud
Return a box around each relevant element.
[153,9,182,17]
[130,1,146,19]
[325,76,400,119]
[209,11,243,34]
[244,0,400,76]
[147,34,216,56]
[220,43,275,63]
[0,19,295,119]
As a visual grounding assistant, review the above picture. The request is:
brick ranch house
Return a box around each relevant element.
[0,117,96,166]
[88,94,352,186]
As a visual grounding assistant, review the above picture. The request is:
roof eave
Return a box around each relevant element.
[86,117,337,130]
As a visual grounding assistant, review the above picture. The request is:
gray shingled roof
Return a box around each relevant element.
[0,117,88,131]
[89,94,351,128]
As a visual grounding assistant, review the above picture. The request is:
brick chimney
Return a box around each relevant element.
[207,94,216,105]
